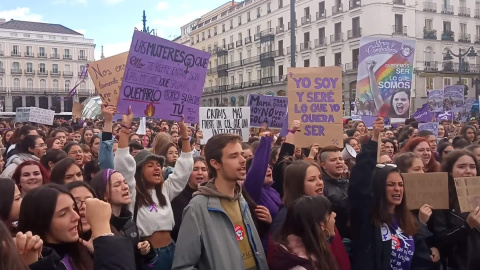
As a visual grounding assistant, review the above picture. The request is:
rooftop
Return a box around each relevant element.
[0,19,83,36]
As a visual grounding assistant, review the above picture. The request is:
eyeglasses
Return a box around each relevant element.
[376,163,397,169]
[75,199,88,208]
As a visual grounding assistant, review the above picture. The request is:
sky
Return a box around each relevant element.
[0,0,227,60]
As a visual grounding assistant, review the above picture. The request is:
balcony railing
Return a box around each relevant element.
[441,62,477,72]
[63,71,73,77]
[78,56,87,60]
[276,25,284,34]
[332,4,343,15]
[228,43,234,50]
[423,28,437,40]
[260,51,275,60]
[459,7,470,17]
[300,41,311,51]
[254,33,261,41]
[423,2,436,12]
[393,25,407,35]
[243,55,260,65]
[24,70,35,75]
[63,55,72,60]
[38,70,48,76]
[422,61,439,71]
[24,52,34,57]
[51,54,60,59]
[330,33,344,43]
[37,53,47,58]
[344,62,359,71]
[459,33,471,43]
[78,72,89,77]
[441,5,454,14]
[476,9,480,18]
[229,60,243,68]
[236,40,243,47]
[315,37,327,47]
[245,36,252,44]
[348,28,362,39]
[316,10,326,20]
[301,15,311,25]
[350,0,361,9]
[50,71,61,76]
[442,31,454,41]
[11,69,22,74]
[475,35,480,44]
[11,51,21,56]
[393,0,405,5]
[276,49,285,57]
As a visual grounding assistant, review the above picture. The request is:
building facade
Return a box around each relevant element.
[176,0,480,115]
[0,19,95,113]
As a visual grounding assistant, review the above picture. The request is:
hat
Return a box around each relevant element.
[134,149,165,168]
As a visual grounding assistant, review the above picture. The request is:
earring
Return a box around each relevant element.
[322,228,331,239]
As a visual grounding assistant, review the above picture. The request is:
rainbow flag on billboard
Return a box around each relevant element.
[355,37,416,119]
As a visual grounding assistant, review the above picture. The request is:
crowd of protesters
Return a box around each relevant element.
[0,106,480,270]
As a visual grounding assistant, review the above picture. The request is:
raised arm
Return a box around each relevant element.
[367,60,384,110]
[244,133,273,203]
[98,105,115,170]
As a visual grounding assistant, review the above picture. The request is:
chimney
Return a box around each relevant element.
[100,45,105,59]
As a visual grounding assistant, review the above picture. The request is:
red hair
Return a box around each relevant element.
[399,137,440,172]
[12,161,50,189]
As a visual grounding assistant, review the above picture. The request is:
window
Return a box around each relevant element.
[279,0,283,8]
[257,7,261,18]
[27,63,33,73]
[335,53,342,66]
[52,48,58,56]
[80,50,85,59]
[80,81,86,90]
[238,33,243,40]
[267,21,271,29]
[238,16,242,25]
[256,25,261,33]
[52,64,59,73]
[426,77,434,90]
[12,45,19,55]
[26,46,32,56]
[27,78,33,90]
[230,35,234,42]
[247,11,251,21]
[267,2,271,12]
[40,79,46,89]
[0,61,2,69]
[230,19,233,29]
[65,64,71,71]
[425,19,433,30]
[65,80,71,90]
[460,23,467,35]
[80,65,86,73]
[13,78,20,89]
[394,14,403,32]
[214,26,217,35]
[65,49,70,57]
[444,77,451,86]
[239,74,243,83]
[231,76,235,85]
[39,63,46,73]
[39,47,45,56]
[462,78,468,86]
[257,70,261,79]
[53,79,59,89]
[319,56,325,67]
[222,24,225,32]
[12,62,20,70]
[425,46,433,62]
[304,59,310,67]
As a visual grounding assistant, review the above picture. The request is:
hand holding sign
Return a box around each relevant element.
[372,117,384,142]
[418,204,433,225]
[466,206,480,229]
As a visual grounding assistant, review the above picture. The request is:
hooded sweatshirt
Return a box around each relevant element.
[172,179,269,270]
[1,153,39,178]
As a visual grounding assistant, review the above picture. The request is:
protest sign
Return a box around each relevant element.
[16,107,55,125]
[443,85,465,113]
[454,177,480,213]
[279,111,289,137]
[117,30,210,123]
[72,102,84,119]
[437,111,453,121]
[412,103,434,122]
[361,116,391,128]
[199,107,250,144]
[355,37,416,118]
[287,67,343,148]
[428,89,444,113]
[248,94,287,128]
[88,52,128,106]
[456,97,475,122]
[15,108,31,122]
[418,122,439,138]
[402,172,449,210]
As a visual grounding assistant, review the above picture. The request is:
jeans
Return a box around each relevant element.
[148,241,175,270]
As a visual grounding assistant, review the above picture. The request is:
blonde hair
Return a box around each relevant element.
[151,132,174,155]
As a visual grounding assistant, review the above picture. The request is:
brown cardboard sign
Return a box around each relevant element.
[454,177,480,212]
[402,172,449,210]
[72,102,83,119]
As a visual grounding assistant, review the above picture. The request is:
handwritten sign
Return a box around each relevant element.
[403,172,449,210]
[248,94,287,128]
[117,30,210,123]
[418,122,439,138]
[16,107,55,125]
[88,52,128,106]
[199,107,250,145]
[454,177,480,212]
[15,108,31,122]
[287,67,343,148]
[72,102,83,119]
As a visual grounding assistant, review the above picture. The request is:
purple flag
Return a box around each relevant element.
[412,103,434,122]
[279,112,289,137]
[437,111,453,121]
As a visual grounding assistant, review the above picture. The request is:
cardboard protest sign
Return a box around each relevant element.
[117,30,210,123]
[88,52,128,106]
[428,90,444,113]
[355,37,416,119]
[248,94,287,128]
[199,107,250,144]
[402,172,449,210]
[454,177,480,213]
[72,102,84,119]
[287,67,343,148]
[418,122,439,138]
[443,85,465,113]
[16,107,55,125]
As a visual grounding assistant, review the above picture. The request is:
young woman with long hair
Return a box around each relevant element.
[80,144,93,164]
[45,137,63,150]
[66,181,97,244]
[269,195,338,270]
[393,152,425,174]
[64,142,84,168]
[432,150,480,270]
[460,125,476,143]
[115,109,193,270]
[50,157,84,184]
[12,160,50,195]
[437,142,454,163]
[90,136,101,160]
[399,137,440,172]
[0,178,22,234]
[6,125,38,160]
[1,135,46,178]
[40,149,67,172]
[81,128,94,147]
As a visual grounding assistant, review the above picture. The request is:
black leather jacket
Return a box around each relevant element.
[322,169,350,239]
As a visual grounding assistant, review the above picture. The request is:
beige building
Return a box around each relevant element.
[0,19,95,113]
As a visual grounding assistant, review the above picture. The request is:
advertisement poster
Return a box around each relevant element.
[355,37,416,119]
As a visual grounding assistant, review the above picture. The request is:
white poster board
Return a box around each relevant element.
[16,107,55,125]
[199,107,250,145]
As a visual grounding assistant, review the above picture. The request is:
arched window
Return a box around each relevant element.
[27,78,33,90]
[13,78,20,89]
[424,46,433,62]
[0,78,3,87]
[65,80,71,91]
[53,79,59,89]
[40,79,46,90]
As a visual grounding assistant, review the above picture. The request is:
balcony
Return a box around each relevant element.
[423,61,439,71]
[243,55,260,65]
[442,61,454,72]
[476,9,480,18]
[348,28,362,39]
[228,43,234,50]
[330,33,344,43]
[276,25,284,34]
[315,37,327,47]
[442,31,454,41]
[0,68,4,74]
[254,33,261,41]
[217,47,228,56]
[37,53,47,58]
[50,71,61,76]
[300,41,311,51]
[11,69,22,74]
[260,28,274,42]
[24,52,34,57]
[459,7,470,17]
[245,36,252,44]
[332,4,343,15]
[229,60,243,68]
[63,55,72,60]
[393,0,405,5]
[301,15,311,26]
[276,49,285,57]
[344,62,358,72]
[392,25,407,35]
[38,70,48,76]
[24,70,35,75]
[236,40,243,47]
[423,28,437,40]
[476,35,480,44]
[316,10,326,20]
[441,5,454,14]
[260,51,275,60]
[77,72,89,77]
[63,71,73,77]
[350,0,361,9]
[206,67,217,75]
[423,2,436,12]
[78,56,87,60]
[459,33,471,43]
[11,51,21,57]
[51,54,60,59]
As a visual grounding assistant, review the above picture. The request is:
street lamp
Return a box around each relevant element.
[443,46,477,85]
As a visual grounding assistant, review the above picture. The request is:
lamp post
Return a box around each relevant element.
[443,46,477,86]
[290,0,296,68]
[141,10,156,36]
